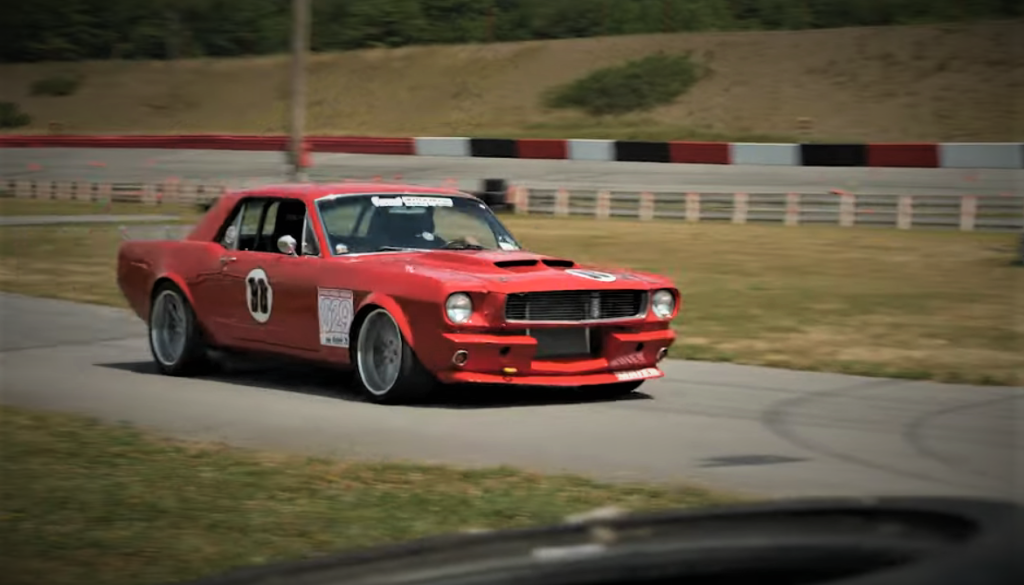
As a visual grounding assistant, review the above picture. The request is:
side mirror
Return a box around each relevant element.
[277,235,297,255]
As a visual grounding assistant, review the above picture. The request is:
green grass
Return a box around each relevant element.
[0,197,201,219]
[543,52,706,116]
[0,405,730,585]
[0,205,1021,385]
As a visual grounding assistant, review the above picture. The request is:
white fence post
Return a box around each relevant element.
[596,190,610,220]
[141,184,157,205]
[97,183,112,203]
[15,180,32,198]
[897,196,913,230]
[785,193,800,226]
[514,186,530,215]
[639,192,654,221]
[839,193,855,227]
[72,181,90,201]
[959,195,977,232]
[55,180,73,200]
[732,192,749,224]
[37,180,55,200]
[685,192,700,223]
[554,188,570,216]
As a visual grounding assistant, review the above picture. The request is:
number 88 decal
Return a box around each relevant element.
[245,268,273,323]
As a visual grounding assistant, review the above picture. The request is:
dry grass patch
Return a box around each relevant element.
[0,20,1021,141]
[0,405,727,585]
[0,197,201,219]
[505,216,1023,385]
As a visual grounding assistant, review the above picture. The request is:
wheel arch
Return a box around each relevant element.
[149,275,208,340]
[151,274,195,305]
[353,293,416,350]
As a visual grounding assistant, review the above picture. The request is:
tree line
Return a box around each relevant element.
[1,0,1019,63]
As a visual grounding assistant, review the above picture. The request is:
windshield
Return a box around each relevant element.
[315,193,522,255]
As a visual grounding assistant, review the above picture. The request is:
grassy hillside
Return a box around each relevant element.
[1,20,1021,142]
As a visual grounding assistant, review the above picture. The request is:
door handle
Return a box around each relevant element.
[220,256,237,265]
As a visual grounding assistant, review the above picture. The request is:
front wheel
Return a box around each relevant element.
[148,283,212,376]
[354,308,436,404]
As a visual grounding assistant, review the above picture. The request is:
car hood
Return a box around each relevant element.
[353,249,672,292]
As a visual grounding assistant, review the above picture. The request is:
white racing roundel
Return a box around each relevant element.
[245,268,274,323]
[565,268,617,282]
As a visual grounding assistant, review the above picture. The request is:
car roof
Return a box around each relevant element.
[225,182,476,204]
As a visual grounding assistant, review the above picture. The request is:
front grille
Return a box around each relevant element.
[505,290,646,322]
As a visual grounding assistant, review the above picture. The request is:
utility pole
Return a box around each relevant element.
[288,0,311,182]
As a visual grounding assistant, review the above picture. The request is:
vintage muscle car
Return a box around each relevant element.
[117,183,680,404]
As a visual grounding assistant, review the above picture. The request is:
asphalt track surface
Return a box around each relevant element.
[3,147,1022,196]
[1,292,1020,501]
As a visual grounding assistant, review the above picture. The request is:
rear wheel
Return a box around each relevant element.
[354,308,436,404]
[148,283,212,376]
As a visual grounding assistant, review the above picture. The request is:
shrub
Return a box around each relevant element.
[0,102,31,129]
[543,52,706,116]
[30,74,83,97]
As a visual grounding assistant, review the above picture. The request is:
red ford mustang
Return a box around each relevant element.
[117,183,680,404]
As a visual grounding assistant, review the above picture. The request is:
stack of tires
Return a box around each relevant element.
[474,178,514,214]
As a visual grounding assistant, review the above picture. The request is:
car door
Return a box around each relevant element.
[218,196,325,356]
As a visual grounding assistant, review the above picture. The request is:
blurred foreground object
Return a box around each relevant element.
[169,497,1022,585]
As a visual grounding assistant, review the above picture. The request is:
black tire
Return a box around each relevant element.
[353,308,437,404]
[589,380,645,399]
[148,282,212,377]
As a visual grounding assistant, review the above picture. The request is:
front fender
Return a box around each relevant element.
[358,292,417,346]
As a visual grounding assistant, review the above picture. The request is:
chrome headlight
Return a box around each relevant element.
[445,293,473,324]
[651,289,675,319]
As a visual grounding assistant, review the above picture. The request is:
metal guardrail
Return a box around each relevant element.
[2,179,1022,233]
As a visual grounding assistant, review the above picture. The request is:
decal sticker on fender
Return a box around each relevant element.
[318,288,354,348]
[565,268,617,282]
[245,268,273,323]
[614,368,660,382]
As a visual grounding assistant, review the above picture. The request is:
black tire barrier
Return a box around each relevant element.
[800,143,869,167]
[614,140,672,163]
[469,138,518,158]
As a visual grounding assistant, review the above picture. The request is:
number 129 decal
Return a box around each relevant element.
[246,268,273,323]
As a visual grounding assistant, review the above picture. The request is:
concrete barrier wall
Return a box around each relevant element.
[412,137,470,157]
[2,135,1022,169]
[939,143,1024,169]
[730,143,799,166]
[567,139,614,162]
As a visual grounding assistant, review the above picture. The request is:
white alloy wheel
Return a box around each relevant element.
[356,309,404,396]
[150,289,189,367]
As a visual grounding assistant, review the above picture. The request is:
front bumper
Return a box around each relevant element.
[430,326,675,386]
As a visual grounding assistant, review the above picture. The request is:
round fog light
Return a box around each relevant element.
[453,350,469,366]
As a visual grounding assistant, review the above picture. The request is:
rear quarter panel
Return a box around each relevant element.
[117,239,222,324]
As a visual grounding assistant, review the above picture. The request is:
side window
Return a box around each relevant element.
[237,199,268,251]
[218,198,266,250]
[260,201,280,239]
[219,212,242,249]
